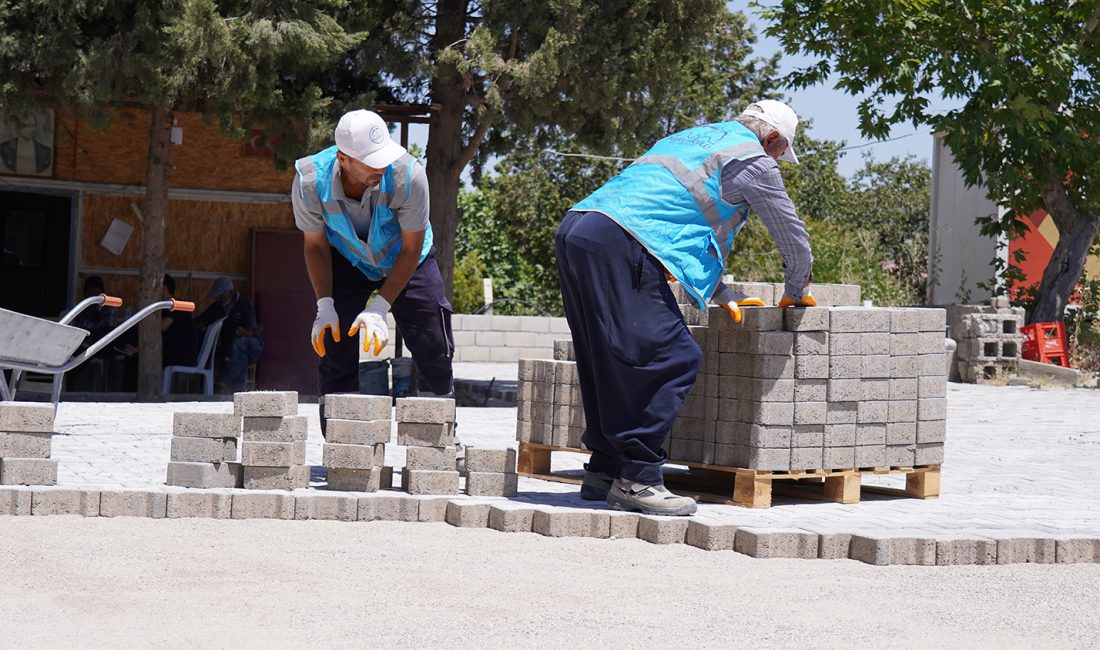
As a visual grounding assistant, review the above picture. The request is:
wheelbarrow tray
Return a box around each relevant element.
[0,308,90,368]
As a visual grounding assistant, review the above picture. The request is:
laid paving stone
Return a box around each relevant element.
[324,467,378,492]
[395,397,455,423]
[0,486,32,515]
[100,490,167,518]
[172,413,241,438]
[167,461,241,489]
[1055,538,1100,564]
[230,492,295,519]
[849,535,937,565]
[685,521,737,551]
[532,510,610,538]
[31,488,100,516]
[242,465,309,491]
[0,458,58,485]
[734,527,819,559]
[241,416,307,442]
[996,537,1056,564]
[464,447,517,473]
[324,394,391,421]
[0,402,54,432]
[936,538,998,565]
[817,533,853,559]
[357,494,420,522]
[402,469,459,495]
[165,490,232,519]
[293,492,357,521]
[637,516,689,545]
[0,431,52,458]
[241,440,305,467]
[170,436,237,463]
[445,501,491,528]
[416,497,451,522]
[608,514,640,539]
[488,505,535,533]
[465,472,518,497]
[233,391,298,417]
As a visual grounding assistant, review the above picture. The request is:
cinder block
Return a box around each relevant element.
[405,446,456,471]
[827,379,861,402]
[824,423,856,447]
[784,306,830,332]
[532,510,610,538]
[488,505,535,532]
[170,436,237,463]
[996,537,1056,564]
[854,445,886,467]
[849,535,936,565]
[100,490,167,518]
[794,379,827,402]
[321,442,374,470]
[609,514,640,539]
[918,397,947,421]
[1055,538,1100,564]
[395,397,456,424]
[829,307,890,333]
[734,527,819,559]
[887,400,918,423]
[889,378,918,400]
[826,402,857,425]
[822,446,855,469]
[0,458,58,485]
[936,538,998,565]
[855,423,886,445]
[445,501,491,528]
[818,533,853,559]
[31,488,99,516]
[794,401,826,425]
[397,422,456,447]
[918,376,947,399]
[795,355,829,379]
[829,333,862,356]
[358,494,420,521]
[166,461,241,489]
[243,440,306,467]
[861,355,892,378]
[916,420,946,444]
[231,492,295,519]
[829,356,861,379]
[685,521,737,551]
[0,487,32,515]
[241,416,307,442]
[417,497,451,522]
[738,306,783,331]
[233,391,298,417]
[0,401,53,432]
[0,432,52,458]
[637,516,689,544]
[165,490,232,518]
[466,471,519,497]
[914,443,945,465]
[790,446,823,470]
[402,469,459,495]
[172,412,241,439]
[886,422,917,445]
[243,465,309,490]
[323,393,391,421]
[885,444,916,466]
[294,493,358,521]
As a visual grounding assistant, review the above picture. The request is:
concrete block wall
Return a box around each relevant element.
[945,305,1024,383]
[366,314,570,363]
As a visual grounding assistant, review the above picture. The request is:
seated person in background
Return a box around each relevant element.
[70,275,114,341]
[161,274,198,367]
[197,276,262,392]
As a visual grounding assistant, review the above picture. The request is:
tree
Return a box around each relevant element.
[759,0,1100,321]
[0,1,357,399]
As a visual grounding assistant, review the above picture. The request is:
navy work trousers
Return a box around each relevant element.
[555,211,701,485]
[319,247,455,404]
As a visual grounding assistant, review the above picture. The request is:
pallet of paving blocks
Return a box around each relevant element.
[516,284,947,508]
[322,393,391,492]
[0,401,59,485]
[397,396,459,495]
[235,391,309,490]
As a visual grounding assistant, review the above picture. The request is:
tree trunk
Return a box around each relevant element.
[1029,175,1100,324]
[137,105,172,401]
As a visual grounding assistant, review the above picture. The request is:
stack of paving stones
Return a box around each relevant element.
[464,447,518,497]
[322,394,391,492]
[518,282,949,471]
[945,304,1024,383]
[0,402,58,486]
[166,411,242,488]
[678,279,862,325]
[397,397,460,495]
[235,391,308,490]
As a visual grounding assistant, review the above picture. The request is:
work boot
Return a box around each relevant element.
[606,479,697,516]
[579,464,614,501]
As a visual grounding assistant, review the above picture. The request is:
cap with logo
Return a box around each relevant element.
[742,100,800,164]
[334,110,407,169]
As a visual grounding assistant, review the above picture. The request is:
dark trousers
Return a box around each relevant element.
[320,247,455,405]
[555,211,700,485]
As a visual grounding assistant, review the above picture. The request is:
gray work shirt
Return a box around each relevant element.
[291,159,431,237]
[720,156,813,300]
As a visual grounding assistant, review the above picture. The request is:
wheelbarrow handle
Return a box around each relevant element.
[101,294,123,308]
[170,299,195,312]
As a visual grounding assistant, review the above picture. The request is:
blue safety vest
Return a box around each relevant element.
[573,121,766,309]
[294,146,433,281]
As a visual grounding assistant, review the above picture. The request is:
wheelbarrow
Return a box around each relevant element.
[0,294,195,404]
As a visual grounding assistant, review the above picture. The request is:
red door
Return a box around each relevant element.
[251,229,317,394]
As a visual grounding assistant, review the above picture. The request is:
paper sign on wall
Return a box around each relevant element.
[100,218,134,256]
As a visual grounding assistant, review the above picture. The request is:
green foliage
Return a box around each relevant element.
[451,249,487,314]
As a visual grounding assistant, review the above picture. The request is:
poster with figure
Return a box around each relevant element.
[0,109,55,176]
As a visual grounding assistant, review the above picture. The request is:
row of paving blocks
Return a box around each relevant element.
[945,304,1025,383]
[518,282,949,471]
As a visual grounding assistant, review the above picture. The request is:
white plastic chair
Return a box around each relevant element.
[162,317,224,396]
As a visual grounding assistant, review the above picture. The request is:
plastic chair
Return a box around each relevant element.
[162,318,224,395]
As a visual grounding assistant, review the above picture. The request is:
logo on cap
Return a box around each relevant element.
[369,126,385,145]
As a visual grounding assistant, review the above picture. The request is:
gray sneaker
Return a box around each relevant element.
[579,464,614,501]
[606,479,697,516]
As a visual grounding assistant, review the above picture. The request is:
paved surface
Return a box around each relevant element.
[48,383,1100,539]
[0,517,1097,648]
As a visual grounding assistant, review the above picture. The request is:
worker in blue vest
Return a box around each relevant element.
[558,100,816,516]
[293,109,455,430]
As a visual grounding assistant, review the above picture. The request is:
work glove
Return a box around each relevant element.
[311,297,340,357]
[349,294,391,356]
[778,290,818,309]
[711,283,766,325]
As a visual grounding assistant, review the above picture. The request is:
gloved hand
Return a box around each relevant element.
[311,297,340,357]
[779,291,818,309]
[711,283,766,324]
[349,294,391,356]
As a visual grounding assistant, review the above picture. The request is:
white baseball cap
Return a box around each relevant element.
[742,99,800,164]
[334,109,407,169]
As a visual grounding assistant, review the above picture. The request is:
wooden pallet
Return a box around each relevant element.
[518,442,940,509]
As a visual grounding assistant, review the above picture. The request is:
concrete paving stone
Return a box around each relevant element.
[918,376,948,399]
[553,339,575,361]
[918,354,946,376]
[996,537,1056,564]
[860,378,891,401]
[753,355,795,380]
[828,333,862,356]
[790,446,824,470]
[380,466,393,489]
[746,425,791,448]
[744,446,790,471]
[936,538,998,565]
[794,379,827,402]
[0,458,58,485]
[860,332,892,357]
[918,331,946,354]
[170,436,237,463]
[857,401,888,424]
[0,402,54,432]
[373,444,386,467]
[829,355,862,380]
[827,379,861,402]
[165,490,232,518]
[829,307,891,333]
[916,420,946,444]
[823,423,856,447]
[890,333,921,356]
[889,378,918,400]
[637,516,690,544]
[734,527,819,559]
[887,400,918,423]
[323,394,391,421]
[0,486,32,515]
[889,308,926,333]
[405,445,456,471]
[396,422,456,447]
[243,440,306,467]
[849,535,937,565]
[826,402,858,425]
[1055,538,1100,563]
[231,492,295,519]
[100,490,167,518]
[747,331,794,355]
[915,308,947,332]
[817,533,853,559]
[532,510,611,538]
[914,443,945,465]
[445,501,491,528]
[822,447,855,469]
[31,487,100,516]
[855,423,886,446]
[243,465,309,491]
[792,425,824,447]
[862,355,892,379]
[233,391,298,417]
[416,497,451,522]
[807,283,862,307]
[918,397,947,421]
[293,492,358,521]
[685,521,737,551]
[517,358,536,382]
[794,401,826,426]
[854,445,887,468]
[358,494,420,522]
[738,306,783,331]
[795,355,829,379]
[396,397,456,424]
[321,442,374,470]
[402,469,459,495]
[784,306,830,332]
[172,412,241,439]
[608,514,640,539]
[241,416,308,443]
[891,355,920,378]
[466,471,518,497]
[793,331,828,356]
[885,445,916,466]
[747,402,794,427]
[166,461,241,489]
[0,431,52,458]
[488,505,535,533]
[744,378,795,402]
[324,467,378,492]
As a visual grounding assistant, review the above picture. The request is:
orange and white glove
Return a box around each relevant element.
[311,297,340,357]
[349,294,390,356]
[712,283,766,324]
[778,290,818,309]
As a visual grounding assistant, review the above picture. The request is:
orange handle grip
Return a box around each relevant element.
[101,294,123,308]
[171,299,196,312]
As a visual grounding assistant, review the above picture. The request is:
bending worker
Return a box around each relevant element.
[556,100,816,516]
[293,109,455,427]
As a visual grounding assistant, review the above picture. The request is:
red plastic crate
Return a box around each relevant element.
[1021,322,1071,367]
